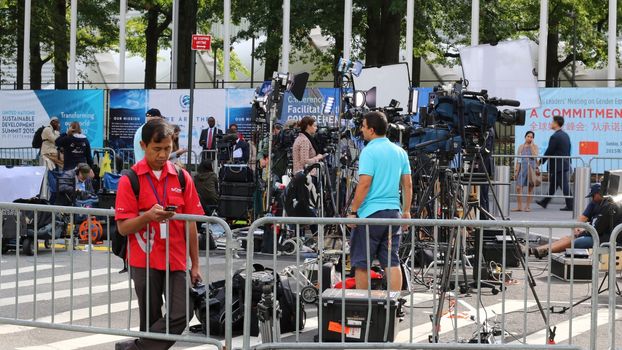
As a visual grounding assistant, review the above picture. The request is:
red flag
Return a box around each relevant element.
[579,141,599,155]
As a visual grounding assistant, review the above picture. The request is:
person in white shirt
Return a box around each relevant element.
[133,108,163,163]
[40,116,63,170]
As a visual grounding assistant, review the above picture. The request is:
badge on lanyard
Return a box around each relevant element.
[146,174,169,240]
[160,221,168,239]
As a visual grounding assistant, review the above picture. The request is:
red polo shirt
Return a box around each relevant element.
[115,159,204,271]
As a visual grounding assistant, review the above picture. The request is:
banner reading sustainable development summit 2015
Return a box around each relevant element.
[0,90,105,148]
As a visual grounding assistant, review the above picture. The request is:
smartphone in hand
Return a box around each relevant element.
[164,205,177,212]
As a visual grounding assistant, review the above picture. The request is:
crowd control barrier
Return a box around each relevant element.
[0,202,620,350]
[0,202,234,349]
[243,216,604,350]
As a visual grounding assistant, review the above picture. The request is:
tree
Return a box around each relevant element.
[429,0,615,87]
[176,0,197,88]
[1,0,118,90]
[127,1,172,89]
[52,0,68,89]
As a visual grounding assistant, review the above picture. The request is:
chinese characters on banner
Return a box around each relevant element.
[515,88,622,172]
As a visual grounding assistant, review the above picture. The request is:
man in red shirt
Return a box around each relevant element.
[114,118,204,350]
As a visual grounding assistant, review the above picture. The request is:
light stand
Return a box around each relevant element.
[263,71,309,213]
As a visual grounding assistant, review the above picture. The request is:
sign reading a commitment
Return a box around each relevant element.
[191,34,211,51]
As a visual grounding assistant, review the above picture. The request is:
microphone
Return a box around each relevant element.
[489,98,520,107]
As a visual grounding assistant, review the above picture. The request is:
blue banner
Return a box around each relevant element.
[516,88,622,173]
[280,88,341,126]
[34,90,105,148]
[108,90,147,150]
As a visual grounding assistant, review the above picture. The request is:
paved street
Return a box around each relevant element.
[0,237,619,349]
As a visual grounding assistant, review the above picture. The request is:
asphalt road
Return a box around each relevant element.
[0,241,619,350]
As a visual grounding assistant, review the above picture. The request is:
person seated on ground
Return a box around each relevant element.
[56,163,96,205]
[194,160,218,213]
[531,183,606,258]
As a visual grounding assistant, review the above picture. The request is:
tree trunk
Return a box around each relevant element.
[545,29,559,87]
[365,0,400,66]
[262,27,280,81]
[379,0,400,64]
[30,39,42,90]
[53,0,68,90]
[16,0,24,89]
[176,0,197,89]
[365,0,382,66]
[412,56,421,86]
[144,8,159,89]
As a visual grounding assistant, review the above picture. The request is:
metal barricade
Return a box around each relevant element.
[588,157,622,178]
[607,223,622,350]
[241,217,601,350]
[0,202,234,349]
[0,147,39,166]
[117,148,135,170]
[493,155,585,202]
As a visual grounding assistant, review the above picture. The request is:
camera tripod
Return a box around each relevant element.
[430,144,557,344]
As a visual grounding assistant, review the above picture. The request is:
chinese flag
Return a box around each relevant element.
[579,141,599,155]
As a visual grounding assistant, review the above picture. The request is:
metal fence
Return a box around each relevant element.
[588,157,622,177]
[0,202,620,350]
[606,224,622,350]
[0,147,39,166]
[493,155,587,202]
[243,216,606,350]
[0,202,234,349]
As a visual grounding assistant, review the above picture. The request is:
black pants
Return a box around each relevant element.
[130,267,191,350]
[541,170,573,208]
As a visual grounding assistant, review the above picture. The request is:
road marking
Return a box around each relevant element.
[0,300,139,335]
[395,300,536,342]
[15,327,139,350]
[0,268,113,290]
[0,281,132,308]
[0,265,57,277]
[511,307,622,344]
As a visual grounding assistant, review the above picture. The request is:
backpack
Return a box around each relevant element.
[111,167,187,273]
[32,125,46,148]
[231,263,305,335]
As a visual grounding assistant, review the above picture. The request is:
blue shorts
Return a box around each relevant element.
[350,209,401,269]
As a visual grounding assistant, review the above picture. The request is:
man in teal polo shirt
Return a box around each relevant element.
[347,111,412,290]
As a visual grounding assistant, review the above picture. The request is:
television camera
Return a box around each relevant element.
[341,96,413,146]
[412,82,526,155]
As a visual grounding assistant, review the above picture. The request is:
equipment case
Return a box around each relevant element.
[320,288,400,342]
[551,253,592,281]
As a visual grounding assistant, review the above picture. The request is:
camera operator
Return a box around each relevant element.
[258,124,288,182]
[347,111,412,291]
[292,116,324,180]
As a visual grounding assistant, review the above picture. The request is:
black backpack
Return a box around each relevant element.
[231,263,305,335]
[111,167,187,272]
[32,125,46,148]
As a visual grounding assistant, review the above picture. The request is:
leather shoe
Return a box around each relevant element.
[530,247,548,259]
[559,207,573,211]
[535,200,547,209]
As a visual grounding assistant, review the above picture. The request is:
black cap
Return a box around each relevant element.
[586,183,601,198]
[146,108,162,117]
